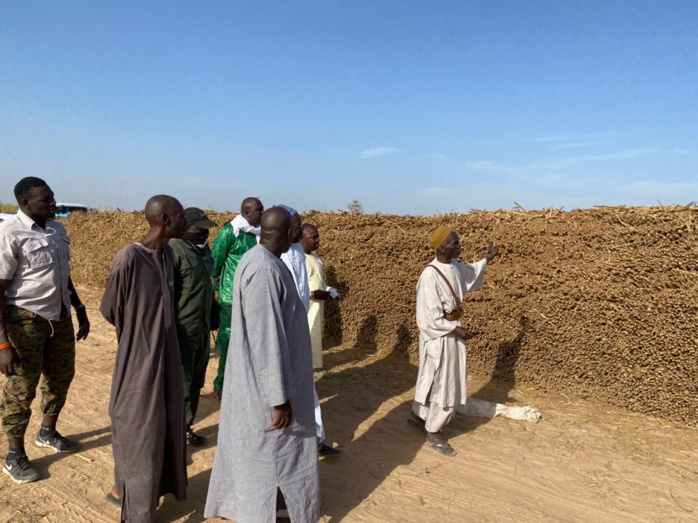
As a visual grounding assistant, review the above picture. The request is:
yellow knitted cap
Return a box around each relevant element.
[429,225,453,250]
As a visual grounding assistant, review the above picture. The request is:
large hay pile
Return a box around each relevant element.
[65,206,698,425]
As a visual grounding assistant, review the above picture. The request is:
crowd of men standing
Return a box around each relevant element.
[0,176,498,522]
[0,178,341,523]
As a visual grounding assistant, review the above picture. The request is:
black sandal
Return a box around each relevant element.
[429,440,456,457]
[105,492,122,508]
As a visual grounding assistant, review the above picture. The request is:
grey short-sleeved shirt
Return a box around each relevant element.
[0,210,72,320]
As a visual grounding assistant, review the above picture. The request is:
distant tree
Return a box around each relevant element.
[347,199,364,213]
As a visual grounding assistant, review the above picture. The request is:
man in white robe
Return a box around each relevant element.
[204,207,319,523]
[278,208,340,457]
[411,225,499,457]
[278,206,310,312]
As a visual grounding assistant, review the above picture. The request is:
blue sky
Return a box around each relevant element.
[1,1,696,214]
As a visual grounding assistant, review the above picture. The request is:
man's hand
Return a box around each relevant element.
[76,308,90,341]
[67,280,90,340]
[312,290,330,301]
[0,346,16,376]
[272,401,293,430]
[486,241,500,263]
[452,326,478,341]
[210,299,222,331]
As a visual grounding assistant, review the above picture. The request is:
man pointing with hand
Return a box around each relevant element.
[410,225,499,457]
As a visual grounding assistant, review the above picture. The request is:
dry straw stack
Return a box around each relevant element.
[65,205,698,426]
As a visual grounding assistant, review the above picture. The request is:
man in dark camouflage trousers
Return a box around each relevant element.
[1,307,76,435]
[0,177,90,484]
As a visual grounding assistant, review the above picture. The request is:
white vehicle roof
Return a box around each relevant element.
[56,203,91,208]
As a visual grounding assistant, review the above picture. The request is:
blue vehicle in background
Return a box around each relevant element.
[0,203,91,223]
[55,203,92,217]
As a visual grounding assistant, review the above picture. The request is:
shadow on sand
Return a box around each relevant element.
[155,468,212,523]
[136,315,529,522]
[471,315,529,404]
[318,317,423,522]
[317,315,530,521]
[32,425,112,479]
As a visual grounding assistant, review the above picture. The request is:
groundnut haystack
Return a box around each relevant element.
[65,205,698,426]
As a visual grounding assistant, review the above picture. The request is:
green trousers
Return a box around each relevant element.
[212,302,231,392]
[1,306,76,439]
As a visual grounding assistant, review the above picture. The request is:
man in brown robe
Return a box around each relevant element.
[100,195,188,522]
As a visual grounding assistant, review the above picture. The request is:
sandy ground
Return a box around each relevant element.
[0,285,696,523]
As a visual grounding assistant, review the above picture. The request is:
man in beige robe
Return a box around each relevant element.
[301,224,335,369]
[410,225,499,457]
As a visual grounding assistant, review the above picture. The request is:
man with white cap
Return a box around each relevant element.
[410,226,499,457]
[210,197,263,399]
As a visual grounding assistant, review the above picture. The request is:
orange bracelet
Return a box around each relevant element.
[0,341,12,351]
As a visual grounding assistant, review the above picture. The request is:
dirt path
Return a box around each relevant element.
[1,286,696,522]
